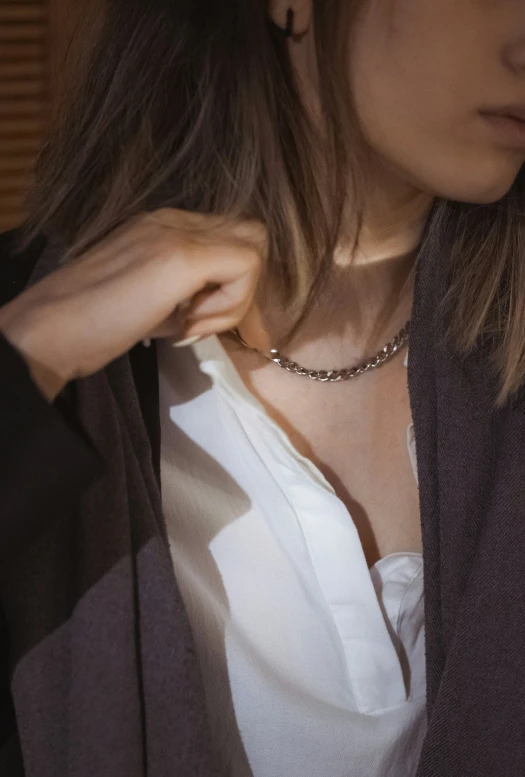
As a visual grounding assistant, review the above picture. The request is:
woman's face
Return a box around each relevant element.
[348,0,525,203]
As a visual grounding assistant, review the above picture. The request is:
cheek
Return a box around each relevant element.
[347,7,525,203]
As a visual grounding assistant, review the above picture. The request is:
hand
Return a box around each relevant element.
[0,208,265,400]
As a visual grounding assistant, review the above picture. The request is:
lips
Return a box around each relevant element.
[479,108,525,149]
[481,105,525,124]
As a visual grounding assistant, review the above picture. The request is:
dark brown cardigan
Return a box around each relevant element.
[1,223,524,777]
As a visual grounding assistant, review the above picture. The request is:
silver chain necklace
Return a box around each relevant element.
[230,320,410,382]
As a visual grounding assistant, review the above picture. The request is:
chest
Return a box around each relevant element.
[158,336,428,777]
[222,339,422,567]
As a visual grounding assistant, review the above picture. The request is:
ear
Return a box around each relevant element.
[267,0,312,38]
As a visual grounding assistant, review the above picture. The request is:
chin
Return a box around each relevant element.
[426,174,518,205]
[427,157,524,205]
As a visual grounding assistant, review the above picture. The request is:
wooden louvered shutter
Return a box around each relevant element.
[0,1,49,231]
[0,0,85,231]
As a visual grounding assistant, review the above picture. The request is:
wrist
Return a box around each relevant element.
[0,309,69,401]
[24,357,67,401]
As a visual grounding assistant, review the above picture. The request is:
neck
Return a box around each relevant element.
[342,149,434,265]
[236,164,433,359]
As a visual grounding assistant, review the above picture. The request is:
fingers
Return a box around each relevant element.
[150,271,256,342]
[185,250,260,335]
[175,289,253,340]
[36,207,266,359]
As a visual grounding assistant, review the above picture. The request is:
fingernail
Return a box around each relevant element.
[172,335,203,348]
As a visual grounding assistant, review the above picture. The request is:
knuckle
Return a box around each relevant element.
[247,220,268,243]
[246,242,264,268]
[145,206,177,222]
[138,208,182,236]
[129,210,157,230]
[233,218,268,245]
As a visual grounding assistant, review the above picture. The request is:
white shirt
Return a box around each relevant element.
[158,336,426,777]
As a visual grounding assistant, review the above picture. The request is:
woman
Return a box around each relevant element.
[1,0,524,775]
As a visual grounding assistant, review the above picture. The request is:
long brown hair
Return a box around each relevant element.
[15,0,525,406]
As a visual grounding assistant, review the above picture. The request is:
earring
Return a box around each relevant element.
[284,8,294,38]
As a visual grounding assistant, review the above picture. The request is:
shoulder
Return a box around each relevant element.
[0,224,48,308]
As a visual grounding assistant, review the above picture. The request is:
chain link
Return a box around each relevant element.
[231,321,410,382]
